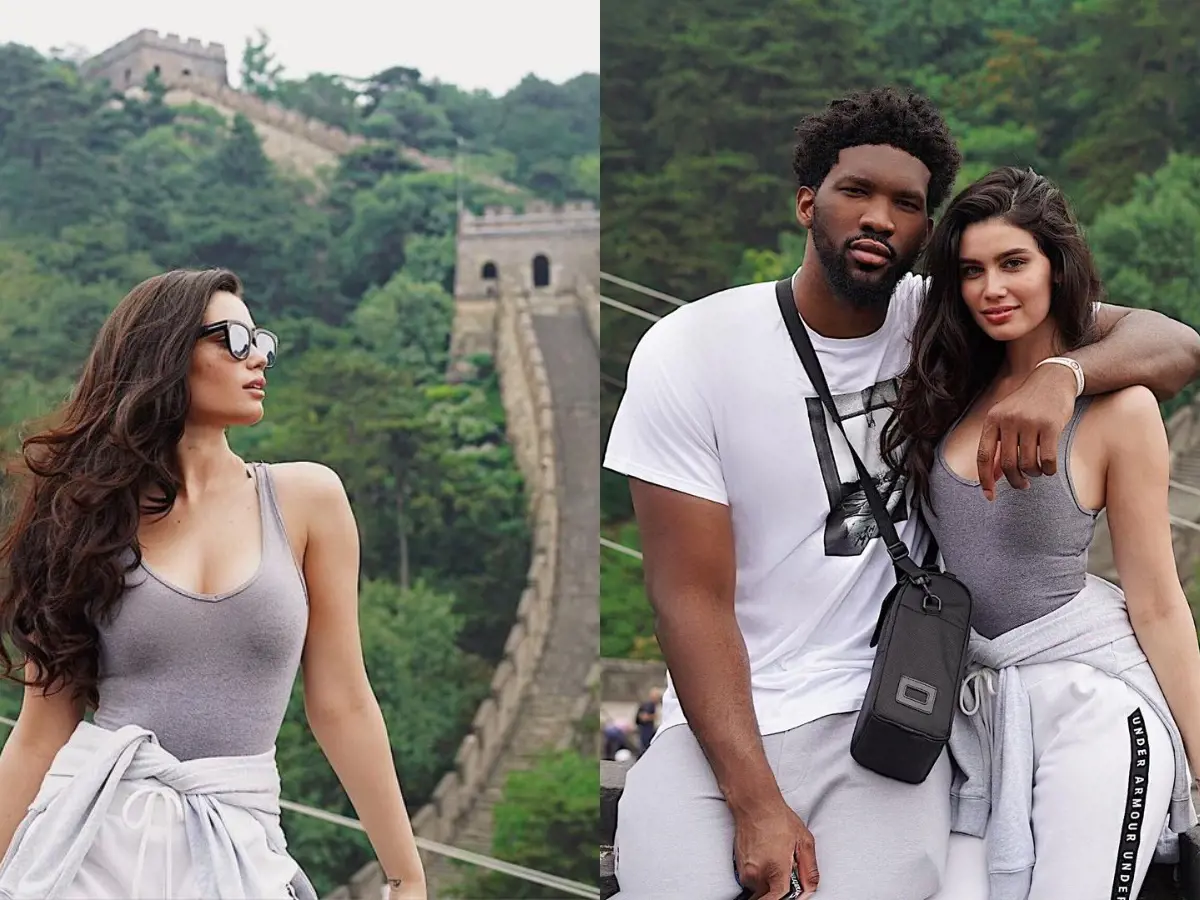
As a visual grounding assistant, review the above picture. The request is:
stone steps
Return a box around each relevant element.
[425,303,599,899]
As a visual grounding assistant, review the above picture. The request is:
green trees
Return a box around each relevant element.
[453,749,599,899]
[1090,154,1200,328]
[236,31,599,205]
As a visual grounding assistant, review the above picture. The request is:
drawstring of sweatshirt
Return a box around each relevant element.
[121,784,185,900]
[960,666,998,752]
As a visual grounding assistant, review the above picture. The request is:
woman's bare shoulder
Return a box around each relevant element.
[258,462,350,554]
[1087,385,1162,425]
[264,461,344,496]
[1083,385,1167,457]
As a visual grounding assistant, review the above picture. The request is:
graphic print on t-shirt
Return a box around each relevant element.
[806,378,909,556]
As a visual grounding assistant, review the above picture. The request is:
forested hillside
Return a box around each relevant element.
[600,0,1200,659]
[242,30,599,203]
[0,34,594,893]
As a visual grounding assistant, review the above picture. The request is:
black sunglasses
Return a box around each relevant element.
[198,320,279,368]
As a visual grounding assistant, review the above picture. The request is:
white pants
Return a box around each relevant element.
[0,722,310,900]
[54,778,299,900]
[932,659,1176,900]
[613,713,951,899]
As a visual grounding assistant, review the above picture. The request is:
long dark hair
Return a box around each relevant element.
[881,167,1102,507]
[0,268,243,707]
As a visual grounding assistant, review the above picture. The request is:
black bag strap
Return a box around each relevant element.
[921,532,941,568]
[775,278,932,582]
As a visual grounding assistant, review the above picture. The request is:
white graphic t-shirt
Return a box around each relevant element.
[604,270,931,738]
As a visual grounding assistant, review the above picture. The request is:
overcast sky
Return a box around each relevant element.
[1,0,599,95]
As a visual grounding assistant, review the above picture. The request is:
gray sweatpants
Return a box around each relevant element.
[612,712,952,899]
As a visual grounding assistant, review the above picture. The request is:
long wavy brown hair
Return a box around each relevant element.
[0,268,243,708]
[881,167,1102,509]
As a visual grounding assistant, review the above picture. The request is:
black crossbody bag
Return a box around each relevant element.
[775,278,973,784]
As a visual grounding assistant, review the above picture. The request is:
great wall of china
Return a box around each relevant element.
[81,28,520,191]
[343,199,601,898]
[81,30,599,899]
[332,202,600,900]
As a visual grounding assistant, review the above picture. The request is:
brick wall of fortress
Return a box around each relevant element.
[81,29,228,87]
[449,202,598,361]
[415,289,558,840]
[82,30,519,192]
[167,76,366,156]
[577,279,600,350]
[164,78,520,193]
[454,203,600,300]
[1163,402,1200,586]
[329,290,560,899]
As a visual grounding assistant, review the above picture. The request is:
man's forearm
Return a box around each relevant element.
[1073,308,1200,401]
[655,597,781,815]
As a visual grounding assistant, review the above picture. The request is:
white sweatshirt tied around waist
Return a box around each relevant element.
[0,720,302,899]
[950,573,1197,900]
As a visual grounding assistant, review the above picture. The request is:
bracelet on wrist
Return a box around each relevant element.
[1035,356,1085,398]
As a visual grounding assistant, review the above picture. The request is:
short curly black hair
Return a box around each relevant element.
[792,87,962,213]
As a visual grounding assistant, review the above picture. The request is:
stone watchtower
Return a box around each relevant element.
[79,29,228,91]
[450,200,599,359]
[454,200,599,300]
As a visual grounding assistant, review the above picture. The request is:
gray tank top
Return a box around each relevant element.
[927,396,1099,639]
[93,463,309,761]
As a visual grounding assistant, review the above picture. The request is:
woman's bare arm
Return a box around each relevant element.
[1105,386,1200,775]
[0,668,82,854]
[295,463,424,896]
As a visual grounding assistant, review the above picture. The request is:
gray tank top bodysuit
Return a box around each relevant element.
[927,396,1099,640]
[93,463,309,761]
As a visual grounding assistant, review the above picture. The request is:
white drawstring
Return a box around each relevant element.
[121,785,185,900]
[959,667,997,717]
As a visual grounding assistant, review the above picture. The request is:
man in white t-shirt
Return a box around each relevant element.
[604,87,1200,900]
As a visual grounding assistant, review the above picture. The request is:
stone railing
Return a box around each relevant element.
[577,281,600,352]
[169,75,366,155]
[600,658,665,704]
[1169,401,1200,462]
[167,75,522,195]
[459,201,600,236]
[574,662,603,756]
[327,291,558,899]
[1164,402,1200,589]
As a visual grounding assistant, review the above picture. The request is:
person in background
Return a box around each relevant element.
[635,687,663,754]
[604,717,638,761]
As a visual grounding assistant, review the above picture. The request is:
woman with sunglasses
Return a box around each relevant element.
[0,270,426,899]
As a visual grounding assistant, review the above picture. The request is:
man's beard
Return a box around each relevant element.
[811,206,920,310]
